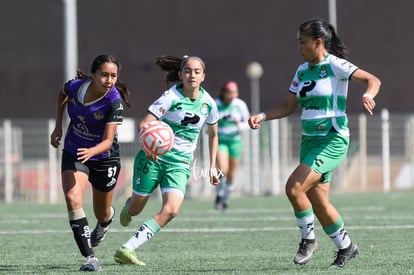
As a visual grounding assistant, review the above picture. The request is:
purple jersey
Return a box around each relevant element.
[63,78,123,160]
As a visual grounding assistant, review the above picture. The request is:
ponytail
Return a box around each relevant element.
[156,55,185,86]
[299,18,348,58]
[115,80,130,107]
[327,24,347,59]
[156,55,207,87]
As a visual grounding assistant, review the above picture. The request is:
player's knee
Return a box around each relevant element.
[285,181,303,200]
[161,206,179,221]
[64,192,82,208]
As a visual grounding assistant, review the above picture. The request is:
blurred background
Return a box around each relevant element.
[1,0,413,203]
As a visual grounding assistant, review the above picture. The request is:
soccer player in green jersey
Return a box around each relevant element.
[249,18,381,268]
[214,81,250,210]
[114,55,220,266]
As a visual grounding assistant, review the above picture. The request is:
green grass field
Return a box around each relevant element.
[1,191,414,274]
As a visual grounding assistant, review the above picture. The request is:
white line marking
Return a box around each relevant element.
[1,224,414,235]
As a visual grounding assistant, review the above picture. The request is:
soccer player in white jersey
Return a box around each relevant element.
[214,81,250,210]
[249,18,381,268]
[114,55,220,265]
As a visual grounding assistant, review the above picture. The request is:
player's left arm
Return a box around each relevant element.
[208,122,220,185]
[350,68,381,115]
[139,113,158,130]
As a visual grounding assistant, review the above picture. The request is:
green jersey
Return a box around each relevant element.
[148,84,219,167]
[215,97,250,141]
[289,54,358,136]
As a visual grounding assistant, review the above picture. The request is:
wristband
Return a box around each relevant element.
[362,93,373,99]
[259,112,266,121]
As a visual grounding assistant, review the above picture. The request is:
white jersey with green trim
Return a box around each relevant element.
[215,98,250,141]
[148,84,219,167]
[289,54,358,137]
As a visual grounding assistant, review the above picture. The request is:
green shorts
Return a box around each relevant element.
[218,138,243,159]
[132,150,191,196]
[300,133,349,183]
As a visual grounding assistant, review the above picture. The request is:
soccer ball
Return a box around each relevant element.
[138,120,174,156]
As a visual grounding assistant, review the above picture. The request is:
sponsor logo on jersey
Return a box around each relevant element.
[158,106,167,115]
[77,115,86,124]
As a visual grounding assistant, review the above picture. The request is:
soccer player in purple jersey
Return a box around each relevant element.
[50,54,131,272]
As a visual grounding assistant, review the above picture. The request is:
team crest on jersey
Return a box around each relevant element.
[94,111,104,120]
[319,66,327,78]
[200,103,209,116]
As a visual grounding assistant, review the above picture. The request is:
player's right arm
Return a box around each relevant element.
[138,113,159,161]
[248,93,298,129]
[50,88,68,148]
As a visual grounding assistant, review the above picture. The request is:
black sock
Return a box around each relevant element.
[70,217,94,257]
[98,206,115,228]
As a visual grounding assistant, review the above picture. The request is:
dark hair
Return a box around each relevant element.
[76,54,130,107]
[155,55,206,86]
[298,18,347,58]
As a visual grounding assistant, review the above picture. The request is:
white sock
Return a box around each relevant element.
[295,210,315,240]
[328,226,351,249]
[124,224,154,250]
[222,183,234,204]
[123,219,160,250]
[216,177,226,197]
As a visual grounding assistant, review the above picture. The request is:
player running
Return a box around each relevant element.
[214,81,250,210]
[248,18,381,268]
[114,55,220,266]
[50,54,130,272]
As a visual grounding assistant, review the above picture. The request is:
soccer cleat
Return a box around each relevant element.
[293,239,318,265]
[91,206,115,247]
[79,255,102,272]
[120,197,132,227]
[114,246,146,266]
[329,243,359,268]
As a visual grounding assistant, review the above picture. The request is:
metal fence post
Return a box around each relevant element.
[4,120,13,203]
[381,109,390,192]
